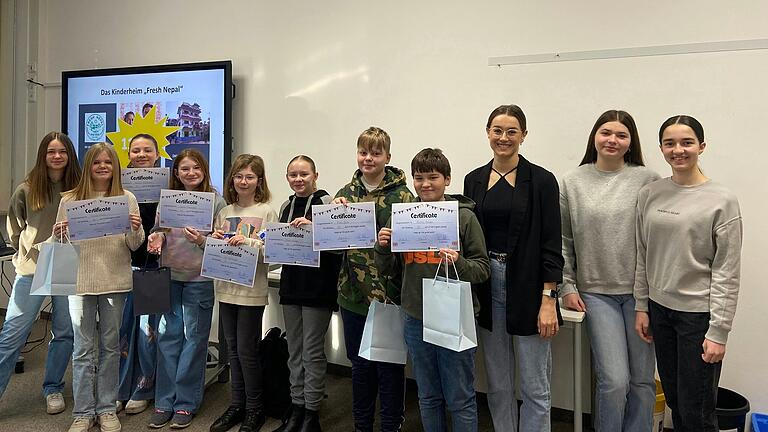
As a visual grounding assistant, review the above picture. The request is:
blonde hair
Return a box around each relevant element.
[66,143,124,200]
[224,154,271,204]
[357,126,391,154]
[25,132,82,211]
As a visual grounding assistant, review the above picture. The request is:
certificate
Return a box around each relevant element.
[200,237,259,287]
[311,202,377,251]
[390,201,460,252]
[121,168,170,203]
[65,195,131,241]
[158,189,215,231]
[264,222,319,267]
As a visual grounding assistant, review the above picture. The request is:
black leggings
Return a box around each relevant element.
[220,302,266,411]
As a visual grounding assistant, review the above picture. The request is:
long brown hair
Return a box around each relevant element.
[66,143,124,200]
[170,149,214,192]
[224,154,271,204]
[25,132,82,211]
[580,110,645,166]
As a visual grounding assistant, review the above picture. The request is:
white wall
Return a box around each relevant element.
[4,0,768,417]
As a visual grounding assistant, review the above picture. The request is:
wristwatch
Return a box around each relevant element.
[542,289,558,298]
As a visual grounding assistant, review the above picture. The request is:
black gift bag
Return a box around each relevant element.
[132,266,171,316]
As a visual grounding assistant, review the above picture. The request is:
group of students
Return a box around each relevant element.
[0,104,741,432]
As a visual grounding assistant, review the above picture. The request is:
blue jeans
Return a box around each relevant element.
[581,292,656,432]
[478,257,551,432]
[403,314,477,432]
[155,280,214,413]
[649,300,721,432]
[118,290,159,401]
[69,293,126,417]
[341,307,405,432]
[0,275,73,398]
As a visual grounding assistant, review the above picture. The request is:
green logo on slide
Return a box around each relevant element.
[85,113,106,142]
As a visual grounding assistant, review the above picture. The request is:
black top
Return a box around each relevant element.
[278,190,342,309]
[481,177,514,252]
[130,201,159,269]
[464,156,564,336]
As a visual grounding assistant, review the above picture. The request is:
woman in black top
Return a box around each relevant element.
[274,155,341,432]
[463,105,563,432]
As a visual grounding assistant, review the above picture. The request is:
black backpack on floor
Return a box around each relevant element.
[260,327,291,419]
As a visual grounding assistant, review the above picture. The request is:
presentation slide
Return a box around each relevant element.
[64,67,227,192]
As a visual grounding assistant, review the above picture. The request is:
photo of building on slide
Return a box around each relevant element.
[117,101,212,167]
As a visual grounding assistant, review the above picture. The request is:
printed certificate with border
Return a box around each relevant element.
[65,195,131,241]
[311,202,377,251]
[264,222,320,267]
[390,201,460,252]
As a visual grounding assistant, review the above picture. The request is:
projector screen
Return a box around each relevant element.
[62,60,233,192]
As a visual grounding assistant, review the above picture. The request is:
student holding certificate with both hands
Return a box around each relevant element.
[0,132,81,414]
[52,143,144,432]
[145,149,226,429]
[208,154,277,432]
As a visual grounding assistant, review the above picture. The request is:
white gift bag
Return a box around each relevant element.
[422,258,477,352]
[30,234,80,296]
[358,299,407,364]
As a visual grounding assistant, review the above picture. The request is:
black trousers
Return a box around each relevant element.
[649,300,722,432]
[220,302,266,411]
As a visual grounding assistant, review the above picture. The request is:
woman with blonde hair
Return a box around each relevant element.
[0,132,81,413]
[52,142,144,432]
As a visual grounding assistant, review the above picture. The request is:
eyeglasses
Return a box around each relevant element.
[488,127,519,138]
[234,174,258,182]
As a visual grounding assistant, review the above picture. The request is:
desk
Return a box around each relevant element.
[267,268,587,432]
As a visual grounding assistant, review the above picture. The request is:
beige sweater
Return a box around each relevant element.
[6,182,63,276]
[55,190,145,295]
[212,202,277,306]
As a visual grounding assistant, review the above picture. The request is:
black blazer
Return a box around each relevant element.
[463,155,564,336]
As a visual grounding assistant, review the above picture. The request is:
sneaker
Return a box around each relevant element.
[170,410,194,429]
[116,400,124,413]
[125,399,149,414]
[68,416,95,432]
[46,392,66,414]
[210,405,245,432]
[98,412,122,432]
[149,409,174,428]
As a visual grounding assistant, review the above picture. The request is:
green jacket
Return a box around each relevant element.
[335,166,414,315]
[374,194,490,320]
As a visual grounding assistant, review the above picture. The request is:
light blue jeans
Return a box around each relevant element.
[581,292,656,432]
[0,275,73,398]
[155,280,214,413]
[404,314,478,432]
[69,293,126,418]
[479,258,552,432]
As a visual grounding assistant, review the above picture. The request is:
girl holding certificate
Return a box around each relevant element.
[51,143,144,432]
[560,111,659,431]
[146,149,226,429]
[463,105,564,432]
[269,155,342,432]
[634,116,742,431]
[0,132,81,413]
[117,134,162,414]
[209,154,277,432]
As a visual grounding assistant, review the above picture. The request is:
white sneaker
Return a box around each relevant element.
[46,392,66,414]
[98,412,122,432]
[68,417,95,432]
[125,399,149,414]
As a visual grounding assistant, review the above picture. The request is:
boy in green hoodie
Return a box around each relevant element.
[375,148,489,432]
[332,127,413,432]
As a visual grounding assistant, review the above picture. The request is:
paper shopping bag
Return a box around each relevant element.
[30,242,80,296]
[358,299,407,364]
[422,259,477,352]
[132,266,171,316]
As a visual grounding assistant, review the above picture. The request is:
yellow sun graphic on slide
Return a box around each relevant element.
[106,105,180,168]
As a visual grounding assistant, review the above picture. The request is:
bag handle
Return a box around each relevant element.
[431,253,459,283]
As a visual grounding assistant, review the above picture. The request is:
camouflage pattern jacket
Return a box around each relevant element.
[334,166,414,315]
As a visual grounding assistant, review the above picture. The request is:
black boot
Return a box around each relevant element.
[272,404,304,432]
[210,406,245,432]
[239,409,266,432]
[298,409,321,432]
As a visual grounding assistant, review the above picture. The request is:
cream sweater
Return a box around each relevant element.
[55,190,145,295]
[212,202,277,306]
[6,181,63,276]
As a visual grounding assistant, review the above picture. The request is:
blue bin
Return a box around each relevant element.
[753,413,768,432]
